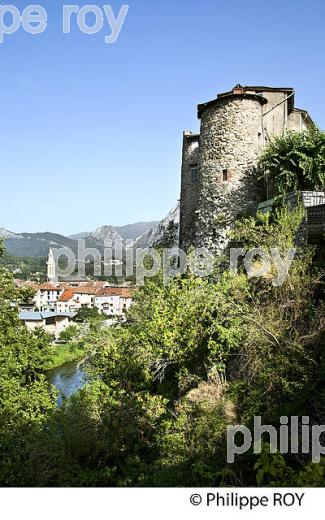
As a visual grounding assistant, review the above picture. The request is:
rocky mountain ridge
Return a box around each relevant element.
[0,212,179,258]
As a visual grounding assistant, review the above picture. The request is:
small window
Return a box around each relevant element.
[190,166,199,183]
[223,169,228,182]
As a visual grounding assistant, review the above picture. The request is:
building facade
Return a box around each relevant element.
[19,311,76,338]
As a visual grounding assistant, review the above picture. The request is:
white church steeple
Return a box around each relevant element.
[47,247,58,283]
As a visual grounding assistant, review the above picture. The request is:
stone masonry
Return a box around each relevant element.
[179,85,314,252]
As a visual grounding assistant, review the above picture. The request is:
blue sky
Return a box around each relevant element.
[1,0,325,235]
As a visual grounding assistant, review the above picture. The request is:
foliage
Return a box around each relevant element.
[59,324,79,343]
[45,341,85,370]
[0,198,324,487]
[18,284,36,304]
[75,306,105,323]
[0,241,55,485]
[0,253,47,282]
[254,443,325,487]
[259,126,325,197]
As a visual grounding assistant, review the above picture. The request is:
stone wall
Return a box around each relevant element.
[179,86,314,253]
[179,132,200,250]
[193,95,265,252]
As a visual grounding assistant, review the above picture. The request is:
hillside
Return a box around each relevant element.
[1,220,162,258]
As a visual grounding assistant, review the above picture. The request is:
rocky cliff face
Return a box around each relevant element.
[132,204,180,249]
[89,226,123,244]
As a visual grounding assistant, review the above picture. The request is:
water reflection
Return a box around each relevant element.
[47,360,87,406]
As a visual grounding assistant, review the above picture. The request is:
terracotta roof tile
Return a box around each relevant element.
[38,284,62,291]
[58,288,76,302]
[73,287,101,295]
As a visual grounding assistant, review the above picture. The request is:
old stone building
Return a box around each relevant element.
[179,85,313,251]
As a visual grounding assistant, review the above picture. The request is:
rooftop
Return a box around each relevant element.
[197,84,302,119]
[58,288,76,302]
[19,311,76,321]
[38,283,63,291]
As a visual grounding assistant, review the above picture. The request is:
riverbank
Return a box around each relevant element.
[45,342,86,370]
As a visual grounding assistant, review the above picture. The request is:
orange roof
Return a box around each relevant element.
[58,288,76,302]
[97,287,123,296]
[73,287,101,295]
[120,288,133,299]
[96,287,134,298]
[38,284,62,291]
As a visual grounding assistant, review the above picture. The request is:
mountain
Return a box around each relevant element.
[88,225,122,244]
[1,220,162,258]
[132,204,180,248]
[0,228,23,240]
[67,232,90,240]
[4,232,80,258]
[68,221,159,242]
[114,222,159,241]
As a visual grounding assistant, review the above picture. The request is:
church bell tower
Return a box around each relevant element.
[47,247,58,283]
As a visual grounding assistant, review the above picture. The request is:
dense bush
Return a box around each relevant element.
[259,126,325,197]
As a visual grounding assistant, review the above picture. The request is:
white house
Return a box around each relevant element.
[57,286,100,313]
[94,287,133,317]
[35,284,65,311]
[119,289,133,316]
[56,288,77,313]
[94,290,121,316]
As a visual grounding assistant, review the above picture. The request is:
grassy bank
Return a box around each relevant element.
[45,342,86,370]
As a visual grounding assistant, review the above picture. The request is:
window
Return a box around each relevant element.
[223,169,228,182]
[190,165,199,183]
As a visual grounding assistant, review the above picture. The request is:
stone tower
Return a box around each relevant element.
[47,247,57,283]
[179,131,200,249]
[179,85,313,252]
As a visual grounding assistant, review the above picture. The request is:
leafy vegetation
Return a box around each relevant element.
[1,108,324,489]
[0,253,47,282]
[259,126,325,197]
[0,245,55,485]
[75,307,106,323]
[59,324,79,343]
[0,199,324,486]
[44,341,85,371]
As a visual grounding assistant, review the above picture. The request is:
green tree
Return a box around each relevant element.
[59,324,79,342]
[75,306,105,323]
[259,126,325,197]
[0,240,55,485]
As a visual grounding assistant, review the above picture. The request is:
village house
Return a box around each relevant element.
[19,311,76,338]
[94,287,121,316]
[57,286,99,313]
[119,288,133,316]
[94,287,133,317]
[34,283,65,311]
[56,288,77,313]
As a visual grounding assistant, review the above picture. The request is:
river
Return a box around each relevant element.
[47,360,87,405]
